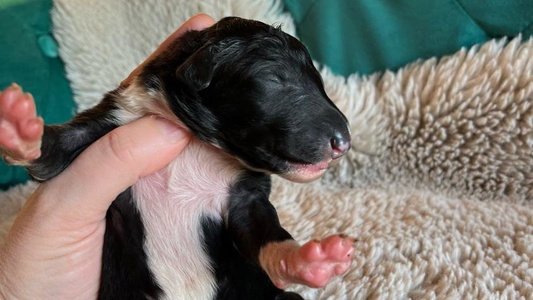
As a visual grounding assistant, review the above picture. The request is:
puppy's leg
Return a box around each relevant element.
[227,172,354,291]
[0,85,121,181]
[227,172,293,261]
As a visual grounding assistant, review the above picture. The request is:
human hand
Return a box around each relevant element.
[121,14,215,86]
[0,14,214,300]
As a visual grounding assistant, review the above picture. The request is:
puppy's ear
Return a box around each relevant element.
[176,46,215,91]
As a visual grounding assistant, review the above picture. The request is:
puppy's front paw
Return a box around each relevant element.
[261,234,355,289]
[0,84,43,165]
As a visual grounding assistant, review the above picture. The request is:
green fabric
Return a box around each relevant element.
[455,0,533,37]
[283,0,533,76]
[0,0,75,190]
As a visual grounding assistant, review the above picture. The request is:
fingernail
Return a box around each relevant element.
[156,118,188,142]
[9,83,21,91]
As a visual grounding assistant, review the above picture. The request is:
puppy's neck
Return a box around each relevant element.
[131,137,241,299]
[109,81,180,125]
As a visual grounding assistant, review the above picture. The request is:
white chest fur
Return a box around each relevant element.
[132,139,241,299]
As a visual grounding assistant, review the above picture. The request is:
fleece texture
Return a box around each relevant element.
[0,0,532,299]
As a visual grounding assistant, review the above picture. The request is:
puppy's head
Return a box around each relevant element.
[141,17,350,182]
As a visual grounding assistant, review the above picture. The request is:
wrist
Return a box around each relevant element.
[259,240,299,286]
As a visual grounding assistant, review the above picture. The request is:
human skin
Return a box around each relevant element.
[0,14,214,300]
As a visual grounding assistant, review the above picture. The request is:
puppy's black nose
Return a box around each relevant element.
[330,132,351,159]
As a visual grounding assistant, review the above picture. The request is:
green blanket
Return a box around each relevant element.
[283,0,533,76]
[0,0,75,189]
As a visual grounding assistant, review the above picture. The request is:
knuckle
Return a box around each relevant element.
[104,129,136,165]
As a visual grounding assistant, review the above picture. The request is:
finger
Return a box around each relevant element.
[38,116,190,220]
[153,13,215,57]
[122,14,215,85]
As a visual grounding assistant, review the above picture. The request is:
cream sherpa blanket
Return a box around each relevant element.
[1,0,532,299]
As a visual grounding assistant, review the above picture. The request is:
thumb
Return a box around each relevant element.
[39,116,190,219]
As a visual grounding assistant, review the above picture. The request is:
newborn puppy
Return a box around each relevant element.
[2,17,353,299]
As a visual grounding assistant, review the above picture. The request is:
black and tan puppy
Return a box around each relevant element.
[1,17,353,299]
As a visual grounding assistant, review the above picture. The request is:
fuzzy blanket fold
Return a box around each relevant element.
[1,0,532,299]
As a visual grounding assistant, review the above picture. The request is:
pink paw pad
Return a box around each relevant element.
[0,84,43,164]
[278,234,355,289]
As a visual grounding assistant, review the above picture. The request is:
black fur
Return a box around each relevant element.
[226,172,292,263]
[140,17,349,173]
[27,96,120,181]
[20,17,350,299]
[100,188,162,299]
[202,172,301,300]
